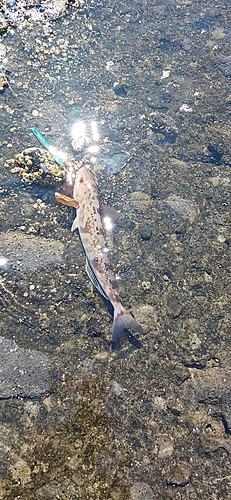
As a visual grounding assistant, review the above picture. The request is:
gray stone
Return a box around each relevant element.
[215,54,231,77]
[100,152,129,174]
[163,194,199,223]
[185,362,231,432]
[130,482,154,500]
[166,461,192,486]
[0,336,50,399]
[0,231,64,273]
[166,295,182,318]
[138,222,152,241]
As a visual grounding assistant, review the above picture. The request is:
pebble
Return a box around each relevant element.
[133,305,157,332]
[100,151,129,174]
[189,333,202,350]
[163,194,199,223]
[179,103,193,112]
[138,222,152,240]
[165,295,182,318]
[155,435,174,458]
[215,54,231,77]
[110,380,125,397]
[165,461,192,486]
[113,84,127,97]
[142,281,151,291]
[217,233,226,243]
[130,482,154,500]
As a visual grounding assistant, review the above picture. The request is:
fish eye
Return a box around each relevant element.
[79,177,84,183]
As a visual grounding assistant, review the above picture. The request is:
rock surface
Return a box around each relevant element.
[130,482,154,500]
[0,231,64,273]
[0,336,50,398]
[187,363,231,431]
[163,194,199,223]
[215,54,231,77]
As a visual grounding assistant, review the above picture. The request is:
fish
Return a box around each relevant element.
[55,166,144,341]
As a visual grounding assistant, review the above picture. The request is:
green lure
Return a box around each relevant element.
[32,128,63,165]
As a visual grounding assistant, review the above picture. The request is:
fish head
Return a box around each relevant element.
[73,166,98,203]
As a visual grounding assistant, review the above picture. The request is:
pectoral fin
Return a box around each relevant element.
[71,213,80,232]
[55,192,79,209]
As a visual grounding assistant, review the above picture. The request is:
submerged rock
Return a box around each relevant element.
[149,111,178,143]
[165,295,182,318]
[0,231,64,273]
[163,194,199,223]
[130,482,154,500]
[0,337,50,399]
[215,54,231,77]
[9,147,65,186]
[185,362,231,432]
[99,151,130,174]
[165,461,192,486]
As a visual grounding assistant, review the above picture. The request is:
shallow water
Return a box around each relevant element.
[0,0,231,498]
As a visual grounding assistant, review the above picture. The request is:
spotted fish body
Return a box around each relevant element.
[66,166,144,341]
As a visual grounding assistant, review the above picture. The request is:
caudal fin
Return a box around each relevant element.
[112,308,144,342]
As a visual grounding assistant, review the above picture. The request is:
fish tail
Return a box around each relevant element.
[112,307,144,342]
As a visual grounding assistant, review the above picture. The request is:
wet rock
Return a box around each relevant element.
[185,362,231,432]
[167,394,185,415]
[165,361,190,386]
[165,295,182,317]
[133,305,157,333]
[100,151,129,174]
[163,194,199,223]
[11,458,31,486]
[165,461,192,486]
[110,380,125,397]
[1,0,82,30]
[0,73,8,91]
[130,482,154,500]
[35,478,80,499]
[152,396,167,413]
[129,191,152,214]
[189,333,202,350]
[0,336,50,398]
[35,480,61,499]
[200,418,231,453]
[95,450,119,478]
[0,231,64,273]
[138,222,152,240]
[0,13,8,32]
[113,84,128,97]
[149,112,178,143]
[0,423,18,475]
[9,147,65,186]
[154,434,174,459]
[215,54,231,77]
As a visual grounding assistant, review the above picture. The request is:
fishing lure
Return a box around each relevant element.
[32,128,64,165]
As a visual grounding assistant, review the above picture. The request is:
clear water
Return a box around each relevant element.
[0,0,231,498]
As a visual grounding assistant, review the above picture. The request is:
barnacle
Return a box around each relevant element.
[9,147,65,186]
